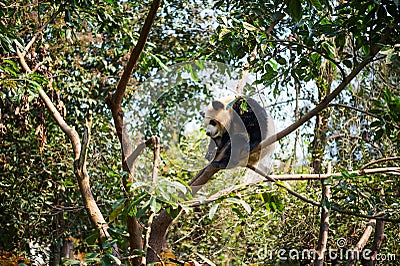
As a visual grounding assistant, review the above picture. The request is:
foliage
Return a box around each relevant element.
[1,0,400,265]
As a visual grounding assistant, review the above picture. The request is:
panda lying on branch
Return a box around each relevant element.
[202,95,275,169]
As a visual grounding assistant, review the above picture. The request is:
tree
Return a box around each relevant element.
[1,0,399,265]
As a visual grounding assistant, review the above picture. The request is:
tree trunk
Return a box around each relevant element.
[312,62,333,266]
[146,164,219,263]
[49,241,61,266]
[61,237,74,260]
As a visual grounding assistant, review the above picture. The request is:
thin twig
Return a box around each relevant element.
[141,212,156,265]
[328,103,380,119]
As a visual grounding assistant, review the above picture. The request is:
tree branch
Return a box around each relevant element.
[315,164,331,266]
[37,88,81,158]
[346,220,376,266]
[247,166,400,223]
[360,157,400,171]
[362,219,385,266]
[256,41,386,151]
[104,1,161,264]
[112,0,161,105]
[183,165,400,207]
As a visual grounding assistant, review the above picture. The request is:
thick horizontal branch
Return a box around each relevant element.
[267,166,400,180]
[183,166,400,206]
[184,166,400,223]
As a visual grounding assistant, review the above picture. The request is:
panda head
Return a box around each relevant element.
[203,96,236,138]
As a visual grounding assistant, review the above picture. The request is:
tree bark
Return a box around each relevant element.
[361,216,385,265]
[146,164,220,263]
[49,241,61,266]
[61,237,74,260]
[313,58,333,266]
[347,220,376,266]
[15,33,116,258]
[104,0,161,264]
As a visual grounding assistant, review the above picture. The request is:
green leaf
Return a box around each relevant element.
[218,28,231,40]
[150,196,157,213]
[101,255,112,266]
[209,203,220,220]
[322,41,335,57]
[275,180,292,190]
[105,252,121,265]
[25,79,42,90]
[147,52,170,71]
[109,204,124,222]
[112,198,126,209]
[242,21,257,31]
[104,0,115,5]
[321,198,331,208]
[239,200,251,214]
[85,230,99,245]
[232,207,246,221]
[309,0,322,11]
[62,258,82,265]
[227,198,251,214]
[276,56,287,65]
[288,0,303,21]
[375,128,385,140]
[195,252,216,266]
[343,59,352,68]
[108,227,129,237]
[170,180,187,194]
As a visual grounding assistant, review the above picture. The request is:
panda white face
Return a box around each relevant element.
[203,96,236,139]
[204,118,222,138]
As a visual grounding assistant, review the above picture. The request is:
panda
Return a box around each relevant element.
[203,95,275,169]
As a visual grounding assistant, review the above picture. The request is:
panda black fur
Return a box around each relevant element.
[203,95,274,169]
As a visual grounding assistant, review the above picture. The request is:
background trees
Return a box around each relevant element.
[1,0,399,265]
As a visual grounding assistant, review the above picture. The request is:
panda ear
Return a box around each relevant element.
[212,100,224,110]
